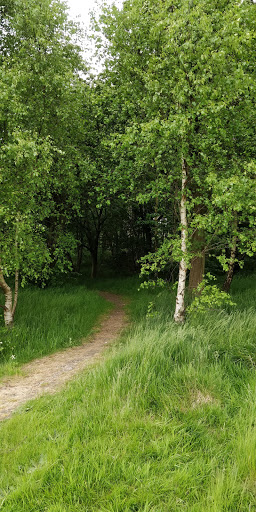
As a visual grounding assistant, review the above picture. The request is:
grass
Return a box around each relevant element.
[0,284,111,377]
[0,274,256,510]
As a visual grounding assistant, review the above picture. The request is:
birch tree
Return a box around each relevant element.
[0,0,85,326]
[97,0,256,321]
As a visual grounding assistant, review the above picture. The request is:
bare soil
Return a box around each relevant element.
[0,292,128,421]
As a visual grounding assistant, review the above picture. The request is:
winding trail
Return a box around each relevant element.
[0,292,128,421]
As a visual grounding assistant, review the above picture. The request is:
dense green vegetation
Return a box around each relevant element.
[1,0,255,325]
[0,0,256,509]
[0,275,256,511]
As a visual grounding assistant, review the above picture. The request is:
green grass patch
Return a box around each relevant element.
[0,275,256,510]
[0,285,111,377]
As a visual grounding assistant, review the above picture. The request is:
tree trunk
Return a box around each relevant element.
[91,250,98,279]
[0,268,19,328]
[174,158,188,324]
[0,221,20,327]
[223,212,238,293]
[12,269,19,318]
[144,224,152,253]
[3,287,14,327]
[188,229,205,292]
[75,244,83,273]
[154,194,159,251]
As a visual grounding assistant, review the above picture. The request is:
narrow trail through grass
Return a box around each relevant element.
[0,292,128,421]
[1,275,256,511]
[0,285,112,378]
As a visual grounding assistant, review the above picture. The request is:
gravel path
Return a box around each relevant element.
[0,292,127,421]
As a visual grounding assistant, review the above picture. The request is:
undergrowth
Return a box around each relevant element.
[0,274,256,510]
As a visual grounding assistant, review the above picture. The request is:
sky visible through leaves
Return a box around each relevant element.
[65,0,123,70]
[65,0,123,27]
[64,0,255,70]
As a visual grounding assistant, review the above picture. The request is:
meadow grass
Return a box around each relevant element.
[0,274,256,510]
[0,284,111,377]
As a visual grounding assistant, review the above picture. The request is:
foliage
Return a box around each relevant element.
[96,0,256,305]
[0,0,256,325]
[188,275,236,315]
[0,0,85,294]
[146,300,159,319]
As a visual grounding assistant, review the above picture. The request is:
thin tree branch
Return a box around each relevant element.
[12,269,19,316]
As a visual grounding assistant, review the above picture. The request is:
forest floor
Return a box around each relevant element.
[0,292,128,421]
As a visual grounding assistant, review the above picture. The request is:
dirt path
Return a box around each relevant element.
[0,292,128,421]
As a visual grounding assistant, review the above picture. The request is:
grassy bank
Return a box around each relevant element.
[0,285,111,377]
[0,275,256,510]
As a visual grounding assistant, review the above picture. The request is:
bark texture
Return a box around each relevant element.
[75,244,83,273]
[91,250,98,279]
[174,158,188,323]
[0,268,19,327]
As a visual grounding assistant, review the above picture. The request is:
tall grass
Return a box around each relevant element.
[0,285,110,377]
[0,275,256,510]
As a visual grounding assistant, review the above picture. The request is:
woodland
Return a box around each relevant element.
[0,0,256,510]
[0,0,255,326]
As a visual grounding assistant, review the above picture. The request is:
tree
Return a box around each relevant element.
[97,0,256,322]
[0,0,85,325]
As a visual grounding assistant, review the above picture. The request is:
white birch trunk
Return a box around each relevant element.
[0,271,14,327]
[0,266,19,328]
[3,286,14,327]
[174,158,188,323]
[0,223,19,327]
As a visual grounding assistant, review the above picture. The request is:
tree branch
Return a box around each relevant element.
[12,269,19,316]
